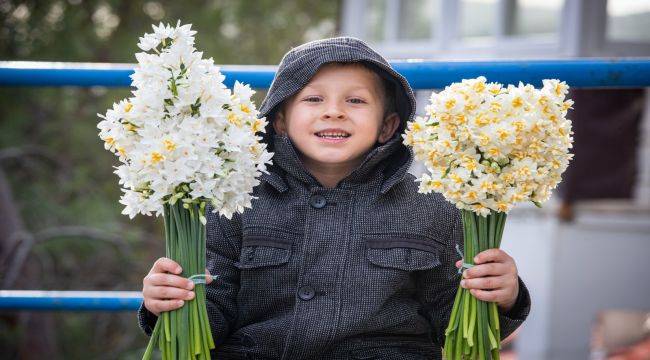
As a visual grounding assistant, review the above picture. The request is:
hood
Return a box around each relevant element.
[256,36,417,147]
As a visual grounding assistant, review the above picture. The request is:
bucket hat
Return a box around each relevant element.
[258,37,416,145]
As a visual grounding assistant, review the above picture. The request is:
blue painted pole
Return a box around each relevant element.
[1,59,649,88]
[0,290,142,311]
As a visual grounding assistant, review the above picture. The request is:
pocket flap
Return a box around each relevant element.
[363,234,443,271]
[235,235,292,269]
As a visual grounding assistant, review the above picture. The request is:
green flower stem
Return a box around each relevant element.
[143,317,161,359]
[443,209,507,359]
[142,201,215,360]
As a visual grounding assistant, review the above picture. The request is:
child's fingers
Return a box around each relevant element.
[145,285,195,301]
[474,248,511,264]
[146,299,185,316]
[468,288,507,303]
[463,262,509,279]
[151,257,182,275]
[460,275,508,291]
[455,260,462,269]
[147,273,194,290]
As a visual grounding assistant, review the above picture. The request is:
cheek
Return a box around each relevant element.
[357,114,384,133]
[284,108,314,133]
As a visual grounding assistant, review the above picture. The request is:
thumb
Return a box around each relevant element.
[455,260,462,268]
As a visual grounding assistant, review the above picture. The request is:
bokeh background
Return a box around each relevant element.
[1,1,649,359]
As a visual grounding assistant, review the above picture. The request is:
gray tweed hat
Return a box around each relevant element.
[258,36,416,146]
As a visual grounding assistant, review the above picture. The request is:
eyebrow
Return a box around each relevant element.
[301,84,376,95]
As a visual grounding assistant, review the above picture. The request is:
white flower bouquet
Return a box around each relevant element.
[403,76,574,359]
[98,22,273,359]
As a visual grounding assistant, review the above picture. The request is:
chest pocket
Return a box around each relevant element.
[235,234,292,269]
[363,234,444,271]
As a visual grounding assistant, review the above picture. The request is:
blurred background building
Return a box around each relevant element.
[1,1,649,359]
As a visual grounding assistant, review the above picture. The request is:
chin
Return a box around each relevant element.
[313,154,355,164]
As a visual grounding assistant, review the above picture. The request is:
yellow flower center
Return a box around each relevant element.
[480,180,495,192]
[551,159,561,169]
[489,101,502,113]
[497,129,510,141]
[249,144,260,155]
[163,139,176,152]
[538,96,549,106]
[431,180,442,189]
[151,152,164,164]
[450,173,463,184]
[427,150,439,163]
[488,147,501,158]
[512,120,525,132]
[501,173,514,183]
[474,115,490,127]
[228,112,242,127]
[445,99,456,110]
[251,118,264,133]
[464,103,478,112]
[478,133,490,146]
[489,87,501,95]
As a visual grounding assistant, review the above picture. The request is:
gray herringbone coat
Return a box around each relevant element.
[138,131,531,359]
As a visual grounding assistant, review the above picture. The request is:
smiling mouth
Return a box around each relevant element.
[315,132,351,139]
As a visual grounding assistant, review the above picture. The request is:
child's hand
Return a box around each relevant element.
[455,249,519,312]
[142,257,213,316]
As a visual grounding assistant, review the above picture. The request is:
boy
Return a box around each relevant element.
[139,37,531,359]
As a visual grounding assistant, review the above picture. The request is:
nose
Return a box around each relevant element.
[322,101,345,120]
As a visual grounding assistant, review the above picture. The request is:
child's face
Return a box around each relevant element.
[273,63,399,172]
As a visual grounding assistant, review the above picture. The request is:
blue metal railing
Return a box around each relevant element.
[1,57,649,311]
[0,290,142,311]
[1,59,650,88]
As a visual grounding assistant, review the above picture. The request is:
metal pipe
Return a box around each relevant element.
[1,59,648,88]
[0,290,142,311]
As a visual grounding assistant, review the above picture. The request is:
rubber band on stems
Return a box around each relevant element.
[455,243,475,275]
[188,274,216,285]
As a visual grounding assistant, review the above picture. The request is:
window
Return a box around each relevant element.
[365,0,387,42]
[397,0,438,40]
[512,0,563,36]
[460,0,497,42]
[606,0,650,42]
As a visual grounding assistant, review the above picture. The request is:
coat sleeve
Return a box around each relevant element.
[137,208,242,346]
[416,206,531,347]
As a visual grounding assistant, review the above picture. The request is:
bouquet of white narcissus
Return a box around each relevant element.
[403,76,573,359]
[97,21,273,360]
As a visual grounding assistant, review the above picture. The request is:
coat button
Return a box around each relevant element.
[297,285,315,301]
[309,194,327,209]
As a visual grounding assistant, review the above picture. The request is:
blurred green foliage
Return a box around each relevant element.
[0,1,339,358]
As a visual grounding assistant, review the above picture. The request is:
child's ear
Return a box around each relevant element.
[378,112,400,143]
[272,110,287,136]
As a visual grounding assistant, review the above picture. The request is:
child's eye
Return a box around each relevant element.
[348,98,366,104]
[303,96,322,102]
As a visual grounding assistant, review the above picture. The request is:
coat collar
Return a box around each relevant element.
[260,133,413,195]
